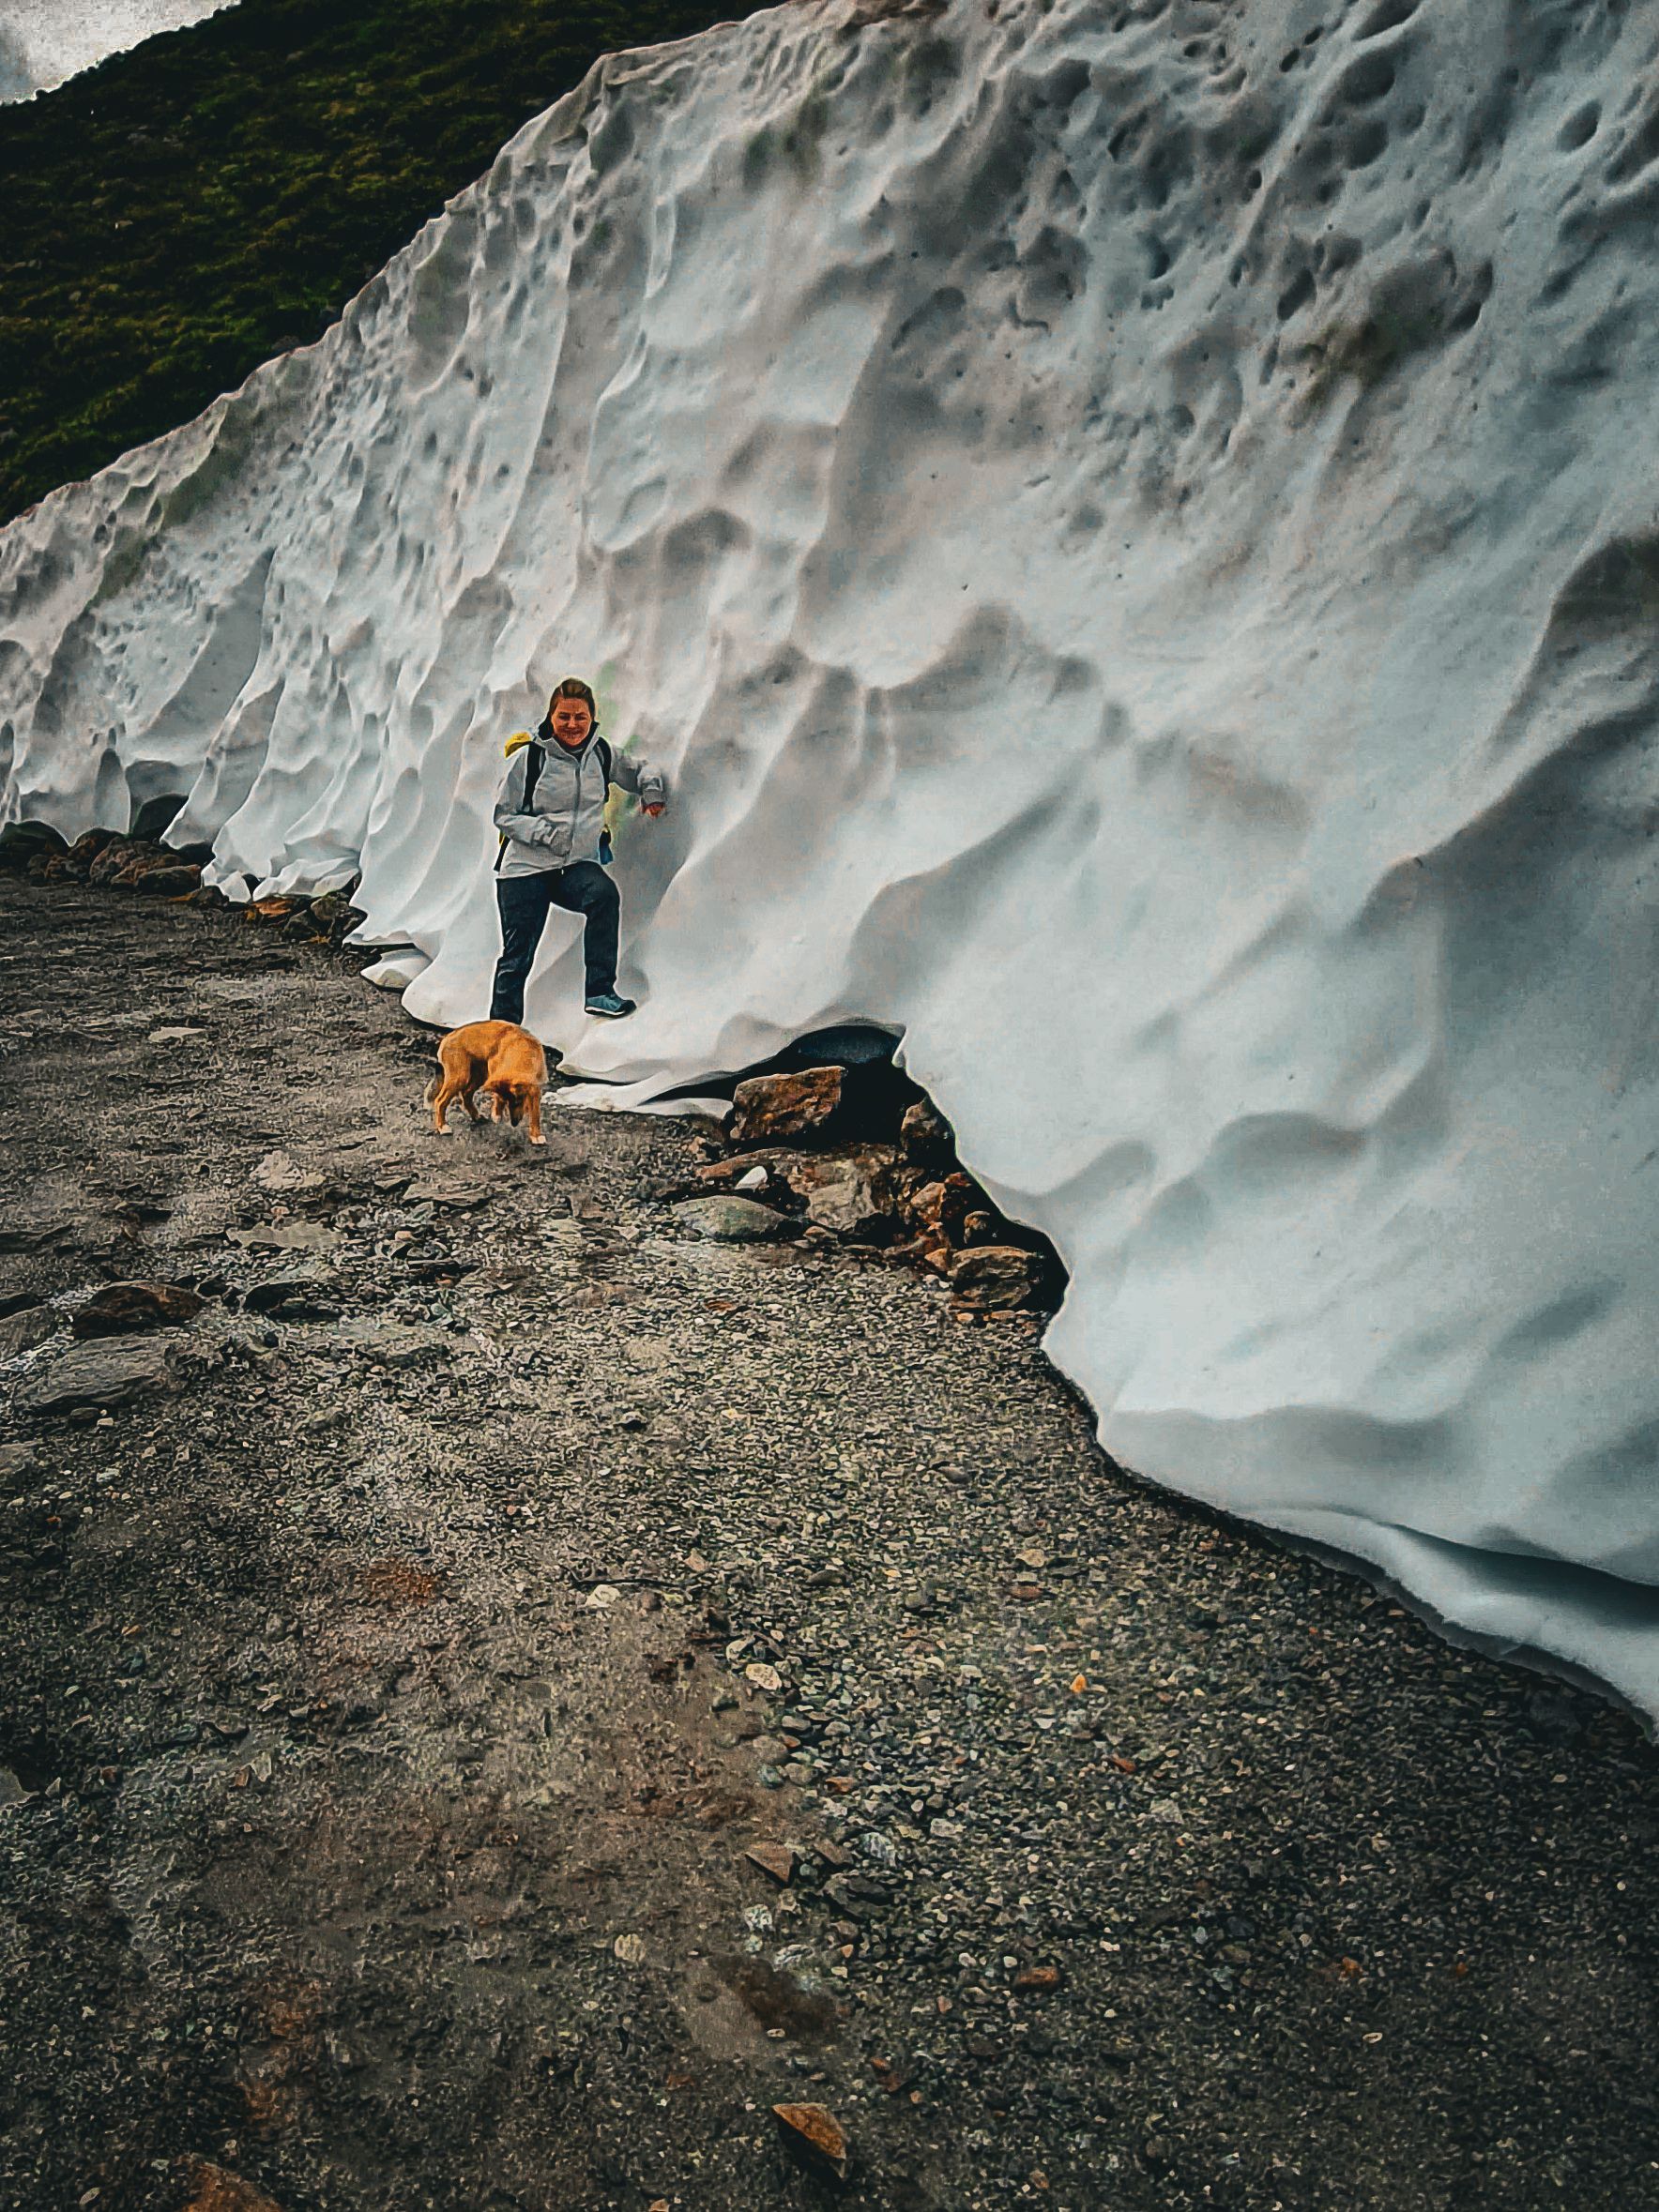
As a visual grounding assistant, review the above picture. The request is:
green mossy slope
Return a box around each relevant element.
[0,0,767,526]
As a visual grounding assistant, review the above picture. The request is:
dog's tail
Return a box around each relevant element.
[422,1074,439,1107]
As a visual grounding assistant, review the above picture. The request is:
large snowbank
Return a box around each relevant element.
[4,0,1659,1706]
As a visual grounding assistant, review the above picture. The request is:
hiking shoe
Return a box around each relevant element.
[585,991,636,1020]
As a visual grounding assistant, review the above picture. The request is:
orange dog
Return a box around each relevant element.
[425,1021,548,1144]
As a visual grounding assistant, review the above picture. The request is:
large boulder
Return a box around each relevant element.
[728,1067,843,1147]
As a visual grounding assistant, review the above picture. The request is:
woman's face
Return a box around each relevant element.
[549,695,593,749]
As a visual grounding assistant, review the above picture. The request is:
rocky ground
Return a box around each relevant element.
[2,877,1658,2212]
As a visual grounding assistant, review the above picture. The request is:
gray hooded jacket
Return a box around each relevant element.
[493,732,666,878]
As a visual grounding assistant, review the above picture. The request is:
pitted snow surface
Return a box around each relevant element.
[4,0,1659,1706]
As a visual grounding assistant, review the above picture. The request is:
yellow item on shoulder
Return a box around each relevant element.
[503,730,534,758]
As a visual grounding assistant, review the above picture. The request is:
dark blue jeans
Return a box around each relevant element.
[490,862,619,1023]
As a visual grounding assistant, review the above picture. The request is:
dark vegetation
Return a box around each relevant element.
[0,0,766,526]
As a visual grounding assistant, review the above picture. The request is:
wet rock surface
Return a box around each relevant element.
[0,881,1657,2212]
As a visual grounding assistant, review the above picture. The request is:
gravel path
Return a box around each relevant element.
[2,882,1657,2212]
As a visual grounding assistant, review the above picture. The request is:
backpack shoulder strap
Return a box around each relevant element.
[596,736,613,785]
[495,735,543,871]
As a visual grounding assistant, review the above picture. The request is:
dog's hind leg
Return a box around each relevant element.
[525,1084,544,1145]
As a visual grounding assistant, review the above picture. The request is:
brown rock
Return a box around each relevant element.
[1012,1963,1063,1991]
[131,863,202,897]
[87,837,163,886]
[179,2158,287,2212]
[745,1841,798,1884]
[244,897,308,928]
[62,827,119,877]
[906,1171,977,1245]
[71,1281,205,1338]
[799,1145,902,1239]
[899,1098,953,1167]
[949,1244,1045,1311]
[728,1066,843,1146]
[307,889,363,939]
[773,2102,849,2181]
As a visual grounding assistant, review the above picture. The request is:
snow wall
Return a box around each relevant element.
[4,0,1659,1710]
[0,1,236,101]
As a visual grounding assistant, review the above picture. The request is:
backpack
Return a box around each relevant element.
[496,731,615,870]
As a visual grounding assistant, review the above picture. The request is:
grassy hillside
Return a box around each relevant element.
[0,0,765,526]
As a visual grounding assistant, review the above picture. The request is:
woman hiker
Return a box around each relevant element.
[489,677,666,1024]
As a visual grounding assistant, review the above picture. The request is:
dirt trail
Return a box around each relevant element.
[2,881,1657,2212]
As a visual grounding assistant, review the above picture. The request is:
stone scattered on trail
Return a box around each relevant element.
[228,1221,340,1254]
[15,1336,179,1414]
[672,1197,791,1243]
[745,1842,798,1885]
[735,1164,769,1191]
[241,1268,338,1318]
[950,1245,1045,1311]
[252,1150,326,1194]
[71,1281,205,1338]
[1013,1964,1063,1992]
[0,1305,56,1359]
[329,1316,457,1367]
[745,1660,784,1693]
[147,1026,207,1044]
[613,1932,647,1964]
[402,1180,493,1210]
[0,1440,41,1491]
[0,1178,112,1254]
[728,1067,844,1146]
[772,2102,849,2181]
[178,2156,287,2212]
[585,1584,622,1610]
